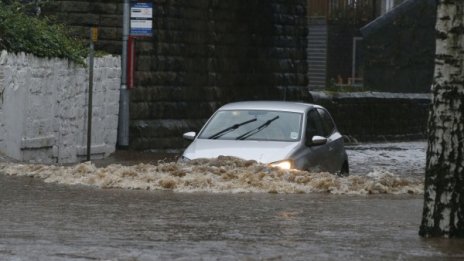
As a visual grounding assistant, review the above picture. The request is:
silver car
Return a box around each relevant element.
[181,101,349,176]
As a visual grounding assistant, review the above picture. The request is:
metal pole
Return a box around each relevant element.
[352,37,362,85]
[352,37,356,84]
[118,0,130,148]
[87,29,95,161]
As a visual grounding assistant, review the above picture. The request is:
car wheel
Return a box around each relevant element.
[337,161,349,177]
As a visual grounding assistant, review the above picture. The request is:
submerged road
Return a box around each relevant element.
[0,142,463,260]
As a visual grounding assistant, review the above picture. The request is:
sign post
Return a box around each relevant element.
[87,26,98,161]
[119,1,153,147]
[118,0,130,148]
[130,2,153,37]
[127,2,153,89]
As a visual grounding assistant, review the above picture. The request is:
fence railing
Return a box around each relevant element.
[309,0,377,24]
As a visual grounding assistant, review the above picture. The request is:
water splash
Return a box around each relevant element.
[0,156,424,195]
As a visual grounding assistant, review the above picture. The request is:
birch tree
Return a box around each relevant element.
[419,0,464,238]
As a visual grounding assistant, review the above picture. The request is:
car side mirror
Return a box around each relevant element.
[308,135,327,146]
[183,132,196,141]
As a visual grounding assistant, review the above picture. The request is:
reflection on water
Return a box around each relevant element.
[0,156,423,195]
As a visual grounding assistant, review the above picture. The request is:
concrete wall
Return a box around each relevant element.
[309,91,430,142]
[0,50,121,163]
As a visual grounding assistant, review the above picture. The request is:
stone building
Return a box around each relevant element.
[43,0,309,151]
[306,0,434,93]
[307,0,384,89]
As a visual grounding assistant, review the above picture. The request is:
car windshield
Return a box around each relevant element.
[198,110,302,141]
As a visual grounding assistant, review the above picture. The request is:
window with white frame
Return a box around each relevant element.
[386,0,394,11]
[384,0,394,13]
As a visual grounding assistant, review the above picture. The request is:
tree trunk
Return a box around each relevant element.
[419,0,464,238]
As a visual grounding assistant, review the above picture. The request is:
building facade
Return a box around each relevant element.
[306,0,419,90]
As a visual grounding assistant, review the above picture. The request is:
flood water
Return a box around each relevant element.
[1,142,464,260]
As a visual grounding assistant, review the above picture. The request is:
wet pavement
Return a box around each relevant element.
[1,141,464,260]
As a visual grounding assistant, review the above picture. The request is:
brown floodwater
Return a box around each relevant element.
[0,142,463,260]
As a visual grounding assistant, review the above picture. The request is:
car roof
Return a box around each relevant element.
[218,101,319,113]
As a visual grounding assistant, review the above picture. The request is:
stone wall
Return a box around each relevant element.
[309,91,429,142]
[43,0,309,151]
[0,51,120,163]
[42,0,124,54]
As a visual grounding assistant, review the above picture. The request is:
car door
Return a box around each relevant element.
[316,108,345,173]
[299,109,331,172]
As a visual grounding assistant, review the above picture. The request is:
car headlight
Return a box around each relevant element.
[270,160,293,170]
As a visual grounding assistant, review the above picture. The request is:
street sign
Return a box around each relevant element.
[91,27,98,42]
[130,2,153,37]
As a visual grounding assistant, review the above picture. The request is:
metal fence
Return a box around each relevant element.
[309,0,376,24]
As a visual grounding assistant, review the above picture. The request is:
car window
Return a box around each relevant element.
[316,108,335,137]
[306,110,325,138]
[198,110,303,142]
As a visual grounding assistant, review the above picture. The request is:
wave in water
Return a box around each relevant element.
[0,156,424,195]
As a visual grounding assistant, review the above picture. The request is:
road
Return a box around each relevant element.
[1,142,464,260]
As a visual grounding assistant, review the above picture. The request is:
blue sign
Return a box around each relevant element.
[130,2,153,37]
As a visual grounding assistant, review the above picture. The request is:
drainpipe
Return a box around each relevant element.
[118,0,130,148]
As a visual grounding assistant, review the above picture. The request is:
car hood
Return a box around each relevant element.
[182,139,299,163]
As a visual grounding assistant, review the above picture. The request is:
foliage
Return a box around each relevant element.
[0,0,87,64]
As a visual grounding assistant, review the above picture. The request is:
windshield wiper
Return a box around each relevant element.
[236,116,279,140]
[208,118,257,139]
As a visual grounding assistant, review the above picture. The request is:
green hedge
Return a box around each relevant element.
[0,1,86,64]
